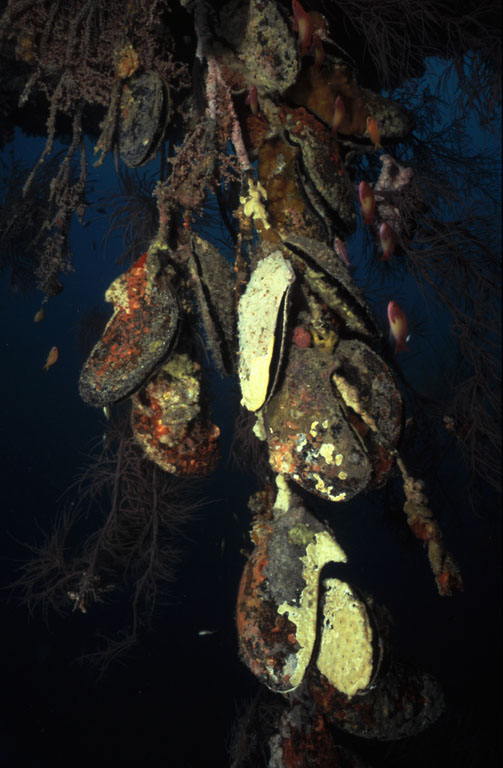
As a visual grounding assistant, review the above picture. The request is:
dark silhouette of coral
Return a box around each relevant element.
[13,405,202,667]
[0,149,78,294]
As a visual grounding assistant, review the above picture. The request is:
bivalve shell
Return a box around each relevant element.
[316,578,375,698]
[79,252,178,407]
[131,353,220,476]
[118,71,170,167]
[216,0,299,94]
[309,659,444,741]
[263,343,373,502]
[282,233,380,341]
[236,478,347,693]
[238,251,295,412]
[188,235,235,375]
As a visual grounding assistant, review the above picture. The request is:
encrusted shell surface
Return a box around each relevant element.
[188,235,235,375]
[282,233,380,341]
[238,251,295,412]
[374,154,414,234]
[118,71,170,167]
[236,480,347,693]
[131,353,220,476]
[263,337,401,500]
[361,88,414,141]
[264,343,373,502]
[267,695,358,768]
[286,61,413,144]
[79,252,178,407]
[316,578,374,698]
[216,0,299,93]
[281,106,357,237]
[331,338,402,482]
[309,660,444,741]
[257,137,328,241]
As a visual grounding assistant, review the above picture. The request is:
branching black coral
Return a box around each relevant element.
[13,406,203,666]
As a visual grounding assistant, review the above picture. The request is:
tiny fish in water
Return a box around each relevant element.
[292,0,312,56]
[245,85,258,116]
[43,346,58,372]
[359,181,375,225]
[334,236,351,267]
[103,406,111,420]
[379,222,397,261]
[198,629,218,636]
[365,116,383,151]
[331,95,345,134]
[34,308,45,323]
[387,301,409,356]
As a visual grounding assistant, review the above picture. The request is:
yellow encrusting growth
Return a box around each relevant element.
[238,251,295,411]
[240,178,271,229]
[316,577,374,697]
[319,442,335,464]
[277,532,347,691]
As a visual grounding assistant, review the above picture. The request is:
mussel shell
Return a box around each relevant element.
[264,343,373,502]
[315,578,377,698]
[282,233,380,341]
[238,251,295,412]
[118,71,170,167]
[309,659,444,740]
[188,235,235,375]
[79,264,178,407]
[131,354,220,476]
[217,0,299,93]
[281,106,357,237]
[266,696,350,768]
[257,137,328,242]
[332,339,402,485]
[236,496,347,694]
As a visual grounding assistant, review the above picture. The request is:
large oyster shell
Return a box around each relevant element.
[238,251,295,412]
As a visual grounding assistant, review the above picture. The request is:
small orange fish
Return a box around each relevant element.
[245,85,258,116]
[43,345,58,372]
[34,308,45,323]
[365,116,383,151]
[359,180,375,225]
[292,0,312,57]
[379,222,396,261]
[334,236,351,268]
[387,301,409,356]
[331,94,345,134]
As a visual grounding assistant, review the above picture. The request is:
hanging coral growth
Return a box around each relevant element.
[0,0,190,295]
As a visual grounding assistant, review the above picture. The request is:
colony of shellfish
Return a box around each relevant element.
[76,0,464,762]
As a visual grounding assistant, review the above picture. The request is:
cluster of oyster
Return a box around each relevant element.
[79,236,234,478]
[77,1,448,760]
[237,478,444,745]
[238,235,402,503]
[233,240,443,747]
